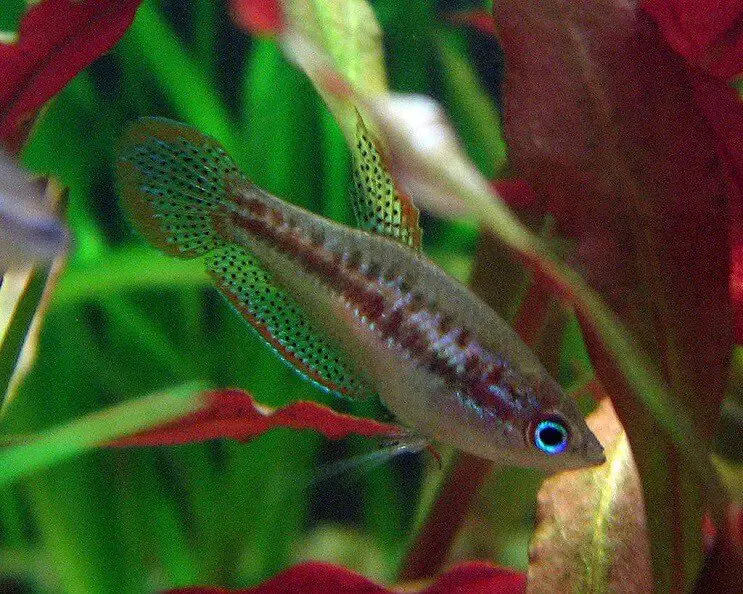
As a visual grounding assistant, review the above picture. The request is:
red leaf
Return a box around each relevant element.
[463,6,743,348]
[495,2,734,429]
[0,0,142,153]
[642,2,743,346]
[230,0,284,36]
[491,1,733,588]
[165,561,526,594]
[491,178,540,211]
[108,389,403,447]
[685,73,743,344]
[642,0,743,81]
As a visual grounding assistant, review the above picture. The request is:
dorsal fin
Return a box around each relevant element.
[117,117,375,399]
[350,112,422,249]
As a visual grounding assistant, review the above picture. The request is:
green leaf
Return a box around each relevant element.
[435,31,507,177]
[279,0,387,141]
[0,381,207,488]
[126,0,237,152]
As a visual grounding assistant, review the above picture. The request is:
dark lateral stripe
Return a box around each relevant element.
[229,199,524,421]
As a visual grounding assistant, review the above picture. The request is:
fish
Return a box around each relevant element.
[116,116,605,472]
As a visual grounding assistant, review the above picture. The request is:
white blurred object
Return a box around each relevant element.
[282,30,475,221]
[0,151,68,268]
[365,94,489,215]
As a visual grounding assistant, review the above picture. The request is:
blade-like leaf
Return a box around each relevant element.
[109,389,403,446]
[0,0,143,153]
[528,397,652,593]
[0,259,65,412]
[0,382,207,487]
[0,176,67,411]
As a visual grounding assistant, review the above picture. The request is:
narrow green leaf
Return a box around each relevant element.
[53,248,207,307]
[127,0,236,151]
[436,31,507,177]
[0,382,207,487]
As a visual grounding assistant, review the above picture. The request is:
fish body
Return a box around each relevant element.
[117,117,605,472]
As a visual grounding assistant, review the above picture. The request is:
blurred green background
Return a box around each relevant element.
[0,1,585,591]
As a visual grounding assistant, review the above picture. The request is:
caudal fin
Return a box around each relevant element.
[116,117,243,258]
[116,118,376,401]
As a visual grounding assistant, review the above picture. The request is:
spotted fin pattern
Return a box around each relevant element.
[205,244,375,398]
[350,113,422,249]
[117,117,374,399]
[116,117,243,258]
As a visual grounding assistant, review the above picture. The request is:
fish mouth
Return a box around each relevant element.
[583,431,606,466]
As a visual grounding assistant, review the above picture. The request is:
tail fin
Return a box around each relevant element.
[116,117,243,258]
[116,118,376,401]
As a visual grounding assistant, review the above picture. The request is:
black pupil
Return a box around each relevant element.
[539,425,564,447]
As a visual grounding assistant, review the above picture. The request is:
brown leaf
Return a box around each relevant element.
[528,398,652,593]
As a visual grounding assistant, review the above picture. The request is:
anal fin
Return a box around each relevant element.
[205,244,375,400]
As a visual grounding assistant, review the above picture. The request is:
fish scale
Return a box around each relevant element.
[116,116,605,472]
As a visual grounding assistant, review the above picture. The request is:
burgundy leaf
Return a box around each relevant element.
[684,73,743,344]
[107,389,403,447]
[491,178,540,211]
[0,0,143,153]
[492,0,732,434]
[165,560,526,594]
[230,0,283,36]
[462,6,743,348]
[489,0,733,588]
[642,0,743,80]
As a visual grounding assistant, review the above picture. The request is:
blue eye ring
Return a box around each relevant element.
[534,419,569,455]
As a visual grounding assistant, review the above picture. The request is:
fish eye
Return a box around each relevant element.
[533,418,569,455]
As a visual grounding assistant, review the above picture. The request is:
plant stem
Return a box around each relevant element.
[398,451,494,581]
